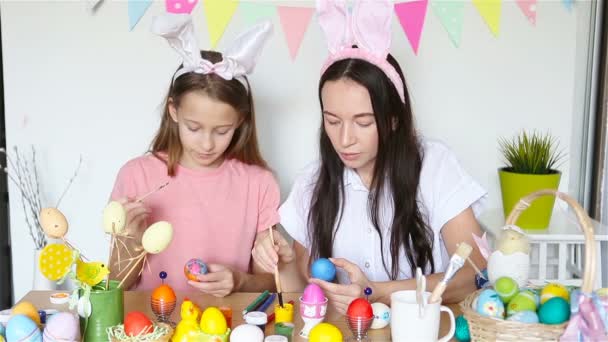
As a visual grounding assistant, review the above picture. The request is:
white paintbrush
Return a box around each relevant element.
[429,242,473,304]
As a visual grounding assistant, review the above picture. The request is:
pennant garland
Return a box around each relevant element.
[516,0,537,25]
[240,2,275,26]
[128,0,153,31]
[202,0,239,48]
[277,6,314,60]
[472,0,502,37]
[395,0,429,55]
[166,0,198,14]
[431,1,465,47]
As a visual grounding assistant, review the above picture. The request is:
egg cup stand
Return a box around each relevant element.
[345,315,373,341]
[460,189,598,341]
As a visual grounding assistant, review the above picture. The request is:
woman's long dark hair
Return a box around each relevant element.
[308,54,435,279]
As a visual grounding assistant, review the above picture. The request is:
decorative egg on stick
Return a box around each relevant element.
[39,207,88,260]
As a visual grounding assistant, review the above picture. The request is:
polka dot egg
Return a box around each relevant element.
[475,289,504,319]
[38,244,73,281]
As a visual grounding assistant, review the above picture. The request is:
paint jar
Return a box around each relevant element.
[244,311,268,332]
[274,303,294,323]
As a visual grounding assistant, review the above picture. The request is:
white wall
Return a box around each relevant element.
[1,1,594,302]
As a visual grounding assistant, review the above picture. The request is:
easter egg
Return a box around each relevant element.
[311,258,336,282]
[538,297,570,325]
[39,208,68,239]
[142,221,173,254]
[152,284,176,302]
[39,244,73,281]
[541,283,569,304]
[6,315,41,342]
[475,269,489,289]
[229,324,264,342]
[11,301,40,326]
[475,289,504,319]
[309,323,343,342]
[507,310,539,324]
[487,250,530,288]
[124,311,153,336]
[302,284,326,304]
[347,298,373,319]
[507,291,537,316]
[43,312,79,341]
[184,258,208,281]
[370,302,390,329]
[520,287,541,306]
[200,307,228,335]
[494,277,519,303]
[103,201,127,234]
[455,315,470,342]
[0,336,4,342]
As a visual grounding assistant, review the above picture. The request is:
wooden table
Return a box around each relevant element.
[20,291,461,341]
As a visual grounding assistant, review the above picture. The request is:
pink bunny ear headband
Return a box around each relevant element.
[151,13,273,89]
[317,0,405,103]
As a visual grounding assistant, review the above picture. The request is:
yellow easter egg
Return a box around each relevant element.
[309,323,343,342]
[541,283,570,304]
[199,307,227,335]
[39,244,73,281]
[11,301,40,326]
[141,221,173,254]
[39,208,68,239]
[103,201,127,234]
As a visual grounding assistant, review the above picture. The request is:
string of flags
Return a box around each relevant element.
[116,0,576,60]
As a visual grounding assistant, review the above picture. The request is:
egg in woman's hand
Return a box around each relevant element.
[39,208,68,239]
[142,221,173,254]
[103,201,127,234]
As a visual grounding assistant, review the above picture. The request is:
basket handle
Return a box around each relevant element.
[505,189,596,293]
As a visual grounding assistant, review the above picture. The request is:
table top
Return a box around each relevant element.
[478,208,608,241]
[19,291,461,341]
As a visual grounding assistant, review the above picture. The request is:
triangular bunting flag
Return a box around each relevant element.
[166,0,198,14]
[472,0,501,37]
[562,0,573,11]
[277,6,314,60]
[240,2,275,25]
[431,1,465,47]
[128,0,152,31]
[202,0,239,48]
[516,0,537,25]
[394,0,429,55]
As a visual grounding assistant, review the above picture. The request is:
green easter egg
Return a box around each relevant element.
[494,277,519,303]
[455,315,470,342]
[507,291,537,316]
[538,297,570,324]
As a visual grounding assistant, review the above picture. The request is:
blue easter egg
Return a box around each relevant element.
[311,258,336,282]
[455,315,470,341]
[539,297,570,325]
[6,315,42,342]
[476,289,504,319]
[507,310,539,324]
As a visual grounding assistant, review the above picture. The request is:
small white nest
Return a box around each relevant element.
[106,323,172,342]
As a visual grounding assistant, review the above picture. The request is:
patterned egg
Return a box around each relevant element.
[520,287,541,306]
[311,258,336,282]
[6,315,41,342]
[541,283,569,304]
[507,291,537,316]
[370,302,390,329]
[507,310,539,324]
[39,208,68,239]
[43,312,79,341]
[347,298,373,319]
[103,201,127,234]
[184,258,208,281]
[124,311,153,336]
[142,221,173,254]
[538,297,570,324]
[200,307,228,335]
[476,289,504,319]
[229,324,264,342]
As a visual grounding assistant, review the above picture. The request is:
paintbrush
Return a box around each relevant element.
[136,181,169,203]
[268,227,284,308]
[429,242,473,304]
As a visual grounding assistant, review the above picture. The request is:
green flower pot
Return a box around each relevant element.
[79,280,124,342]
[498,168,561,229]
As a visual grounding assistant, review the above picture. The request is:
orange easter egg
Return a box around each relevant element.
[152,284,176,302]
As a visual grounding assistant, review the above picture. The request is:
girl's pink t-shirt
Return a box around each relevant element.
[110,154,280,291]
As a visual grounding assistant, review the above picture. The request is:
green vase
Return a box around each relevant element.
[79,280,124,342]
[498,168,561,229]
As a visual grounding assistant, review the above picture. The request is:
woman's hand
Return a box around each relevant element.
[188,264,237,297]
[252,228,295,273]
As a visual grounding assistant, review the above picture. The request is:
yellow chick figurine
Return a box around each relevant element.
[172,300,203,342]
[488,225,530,287]
[76,259,110,286]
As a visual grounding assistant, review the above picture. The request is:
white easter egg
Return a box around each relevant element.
[103,201,127,234]
[141,221,173,254]
[370,302,390,329]
[230,324,264,342]
[40,208,68,239]
[488,250,530,288]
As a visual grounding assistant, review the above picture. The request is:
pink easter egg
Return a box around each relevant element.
[302,284,325,304]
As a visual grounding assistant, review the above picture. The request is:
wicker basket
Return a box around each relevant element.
[460,189,597,341]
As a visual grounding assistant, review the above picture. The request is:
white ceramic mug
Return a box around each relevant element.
[390,290,455,342]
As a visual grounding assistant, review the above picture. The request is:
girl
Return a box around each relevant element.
[109,14,278,296]
[253,0,487,313]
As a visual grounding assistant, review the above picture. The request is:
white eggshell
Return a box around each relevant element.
[103,201,127,234]
[39,208,68,239]
[229,324,264,342]
[488,250,530,288]
[141,221,173,254]
[370,302,390,329]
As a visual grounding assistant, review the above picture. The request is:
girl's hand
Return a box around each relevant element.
[252,228,295,273]
[116,197,150,245]
[309,258,375,315]
[188,264,236,297]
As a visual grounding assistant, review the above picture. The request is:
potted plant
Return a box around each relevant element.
[498,131,565,229]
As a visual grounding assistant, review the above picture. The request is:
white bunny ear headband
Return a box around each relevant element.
[317,0,405,103]
[150,13,273,88]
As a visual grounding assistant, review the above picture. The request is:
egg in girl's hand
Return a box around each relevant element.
[538,297,570,325]
[124,311,153,336]
[475,289,504,319]
[347,298,373,319]
[184,258,208,281]
[142,221,173,254]
[43,312,80,341]
[370,302,390,329]
[6,315,42,342]
[200,307,228,335]
[507,310,539,324]
[229,324,264,342]
[39,208,68,239]
[103,201,127,234]
[302,284,326,304]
